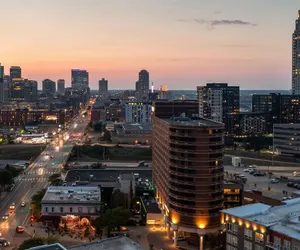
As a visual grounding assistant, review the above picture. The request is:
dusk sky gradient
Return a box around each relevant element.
[1,0,300,90]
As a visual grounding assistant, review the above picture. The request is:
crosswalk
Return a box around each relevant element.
[15,177,49,182]
[27,171,57,175]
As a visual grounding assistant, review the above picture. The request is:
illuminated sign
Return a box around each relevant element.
[45,115,58,121]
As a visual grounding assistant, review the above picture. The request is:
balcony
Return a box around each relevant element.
[169,139,224,146]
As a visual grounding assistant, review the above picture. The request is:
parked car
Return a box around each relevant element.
[287,182,294,187]
[252,189,262,195]
[0,239,10,247]
[244,168,254,172]
[293,183,300,188]
[271,178,280,184]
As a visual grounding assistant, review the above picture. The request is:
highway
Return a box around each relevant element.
[0,111,90,247]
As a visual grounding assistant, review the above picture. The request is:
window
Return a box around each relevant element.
[284,240,291,250]
[255,245,264,250]
[227,223,238,234]
[45,207,48,213]
[51,207,54,212]
[255,232,264,243]
[60,207,63,213]
[244,240,252,250]
[244,228,252,239]
[227,234,238,246]
[70,207,72,213]
[226,245,237,250]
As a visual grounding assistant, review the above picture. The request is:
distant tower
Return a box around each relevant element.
[0,64,4,103]
[10,66,21,81]
[135,70,149,101]
[98,78,108,100]
[292,10,300,94]
[57,79,65,94]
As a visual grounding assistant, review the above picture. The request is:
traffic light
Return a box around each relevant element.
[30,214,34,222]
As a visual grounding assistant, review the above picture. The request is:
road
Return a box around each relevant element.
[0,111,90,248]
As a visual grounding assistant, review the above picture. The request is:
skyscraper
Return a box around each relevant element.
[135,70,149,101]
[197,83,240,125]
[24,80,38,102]
[153,116,224,247]
[10,66,21,80]
[71,69,89,87]
[293,10,300,94]
[10,78,25,101]
[57,79,65,94]
[98,78,108,99]
[42,79,56,95]
[3,75,10,103]
[0,64,4,103]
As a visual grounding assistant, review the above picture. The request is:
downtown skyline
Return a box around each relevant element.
[1,0,300,90]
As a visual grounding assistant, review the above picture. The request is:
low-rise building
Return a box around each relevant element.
[224,181,244,209]
[111,122,152,144]
[125,102,152,123]
[222,198,300,250]
[41,186,101,222]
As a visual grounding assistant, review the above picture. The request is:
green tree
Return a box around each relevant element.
[111,189,127,209]
[0,169,13,188]
[31,189,47,217]
[5,165,19,178]
[18,237,58,250]
[102,207,131,236]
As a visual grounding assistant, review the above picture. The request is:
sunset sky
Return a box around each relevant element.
[1,0,299,90]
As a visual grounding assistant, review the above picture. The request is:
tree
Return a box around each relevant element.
[18,237,58,250]
[111,190,127,209]
[102,207,132,236]
[48,174,61,183]
[103,130,112,142]
[0,169,13,188]
[5,165,19,178]
[31,189,47,218]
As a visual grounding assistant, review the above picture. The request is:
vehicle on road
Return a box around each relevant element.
[9,203,15,210]
[252,189,262,195]
[16,226,25,233]
[0,238,10,247]
[287,182,294,187]
[253,172,266,177]
[21,201,26,207]
[271,178,280,184]
[244,168,254,172]
[2,214,9,220]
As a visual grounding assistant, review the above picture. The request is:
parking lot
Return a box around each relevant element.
[225,165,300,200]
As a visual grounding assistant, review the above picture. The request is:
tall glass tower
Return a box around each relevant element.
[292,10,300,94]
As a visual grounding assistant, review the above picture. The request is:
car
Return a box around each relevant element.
[287,182,294,187]
[249,169,255,175]
[252,189,262,195]
[253,172,266,177]
[9,203,15,210]
[16,226,25,233]
[244,168,253,172]
[172,236,185,242]
[282,196,292,201]
[271,178,280,184]
[2,214,9,220]
[0,238,10,247]
[21,201,25,207]
[293,183,300,188]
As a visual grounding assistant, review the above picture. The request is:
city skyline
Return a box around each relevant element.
[1,0,299,90]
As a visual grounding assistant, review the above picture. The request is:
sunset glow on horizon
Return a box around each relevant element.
[1,0,299,90]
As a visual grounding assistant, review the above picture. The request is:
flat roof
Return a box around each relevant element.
[28,243,67,250]
[121,122,152,131]
[68,236,142,250]
[163,117,223,127]
[42,186,100,204]
[222,198,300,240]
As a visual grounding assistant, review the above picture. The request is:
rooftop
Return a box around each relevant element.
[42,186,100,204]
[27,243,67,250]
[68,236,142,250]
[164,117,223,127]
[222,198,300,240]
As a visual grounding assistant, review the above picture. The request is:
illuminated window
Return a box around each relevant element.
[255,232,264,243]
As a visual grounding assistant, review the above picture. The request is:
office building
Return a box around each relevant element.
[125,102,152,123]
[42,79,56,96]
[273,123,300,157]
[153,116,224,247]
[153,100,199,119]
[225,112,268,136]
[10,78,25,101]
[41,186,101,222]
[71,69,89,87]
[3,75,10,103]
[57,79,65,95]
[197,83,240,126]
[0,64,4,103]
[24,80,38,102]
[252,93,300,129]
[135,70,149,101]
[222,198,300,250]
[292,10,300,94]
[98,78,108,100]
[10,66,21,80]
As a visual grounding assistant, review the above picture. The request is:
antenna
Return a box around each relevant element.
[151,82,154,93]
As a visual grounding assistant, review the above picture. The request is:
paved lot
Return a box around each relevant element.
[225,165,300,200]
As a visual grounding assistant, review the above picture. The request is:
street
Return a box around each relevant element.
[0,111,90,248]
